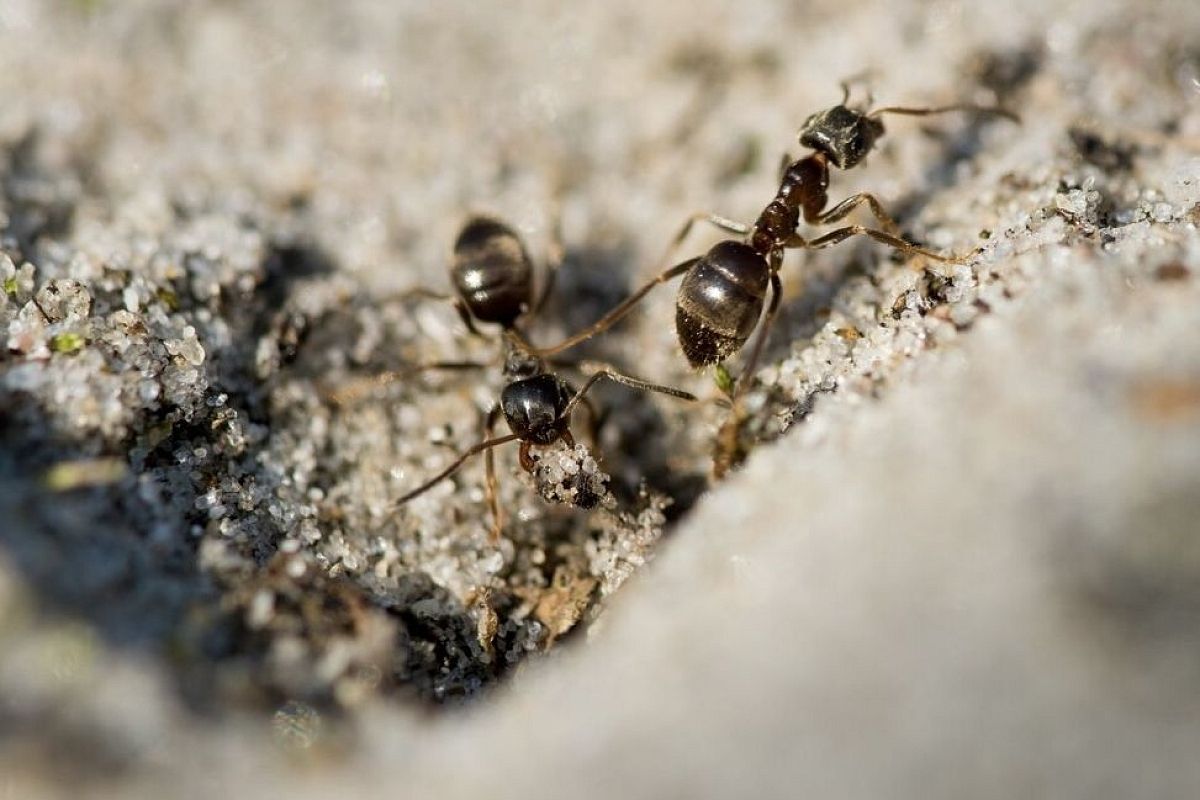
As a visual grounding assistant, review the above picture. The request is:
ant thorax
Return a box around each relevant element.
[501,337,545,380]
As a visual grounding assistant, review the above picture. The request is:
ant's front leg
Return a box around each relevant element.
[554,364,605,446]
[811,192,903,237]
[518,441,536,472]
[804,226,970,264]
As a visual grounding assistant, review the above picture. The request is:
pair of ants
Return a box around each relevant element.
[336,83,1017,537]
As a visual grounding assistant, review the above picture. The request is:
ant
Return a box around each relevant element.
[521,83,1018,474]
[331,215,697,540]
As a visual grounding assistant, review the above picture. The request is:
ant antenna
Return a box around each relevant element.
[393,365,694,511]
[560,363,697,420]
[838,70,877,108]
[394,433,520,507]
[867,102,1020,124]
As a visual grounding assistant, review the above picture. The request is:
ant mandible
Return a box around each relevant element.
[526,83,1018,473]
[332,216,697,540]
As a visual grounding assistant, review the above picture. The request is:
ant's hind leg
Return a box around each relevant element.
[530,215,746,359]
[713,269,782,479]
[731,270,783,403]
[805,225,971,263]
[658,213,751,271]
[393,433,520,507]
[529,256,700,357]
[388,287,451,303]
[453,298,486,338]
[813,193,903,236]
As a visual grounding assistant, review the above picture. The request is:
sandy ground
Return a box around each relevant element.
[1,0,1199,797]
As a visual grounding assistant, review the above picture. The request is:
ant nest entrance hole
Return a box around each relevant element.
[174,287,718,716]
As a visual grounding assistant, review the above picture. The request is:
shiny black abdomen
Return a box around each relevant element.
[501,373,573,444]
[674,241,769,367]
[451,216,533,326]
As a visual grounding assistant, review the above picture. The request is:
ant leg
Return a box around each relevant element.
[390,287,450,302]
[382,287,485,338]
[519,441,535,472]
[394,433,520,507]
[804,225,970,263]
[326,360,492,407]
[453,298,487,338]
[529,256,700,357]
[576,395,603,447]
[554,365,607,444]
[811,192,902,236]
[732,269,783,402]
[560,364,696,420]
[529,213,748,358]
[657,213,750,271]
[713,264,782,479]
[868,103,1020,124]
[483,405,504,542]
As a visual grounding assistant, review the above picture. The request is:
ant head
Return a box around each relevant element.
[798,105,886,170]
[501,373,572,445]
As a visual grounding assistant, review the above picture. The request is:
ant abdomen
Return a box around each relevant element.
[451,216,534,325]
[675,241,770,367]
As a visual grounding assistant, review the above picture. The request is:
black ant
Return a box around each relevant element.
[523,83,1018,474]
[331,215,696,540]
